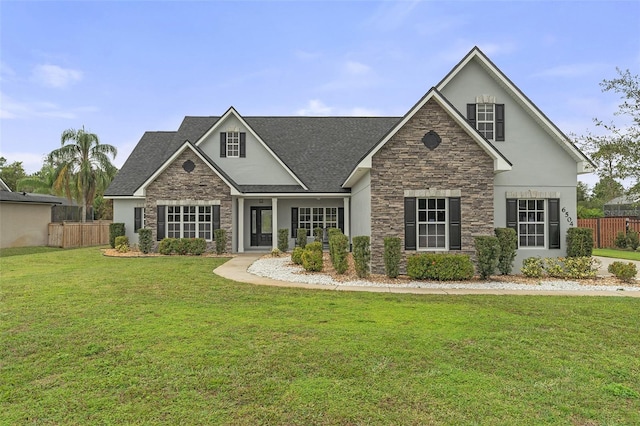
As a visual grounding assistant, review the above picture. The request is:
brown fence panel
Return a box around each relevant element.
[577,217,640,248]
[48,221,112,248]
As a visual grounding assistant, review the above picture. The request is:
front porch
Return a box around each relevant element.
[233,195,350,253]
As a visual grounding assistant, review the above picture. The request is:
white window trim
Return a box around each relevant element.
[226,131,240,158]
[517,199,547,250]
[476,103,495,141]
[166,205,214,241]
[298,207,339,237]
[416,197,449,251]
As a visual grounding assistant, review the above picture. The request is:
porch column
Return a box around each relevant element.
[272,197,278,250]
[238,197,244,253]
[343,197,350,237]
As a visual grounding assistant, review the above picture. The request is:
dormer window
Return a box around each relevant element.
[219,131,246,158]
[467,97,505,141]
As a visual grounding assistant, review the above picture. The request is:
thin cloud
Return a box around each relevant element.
[344,61,371,76]
[31,64,83,88]
[365,0,422,31]
[533,63,608,78]
[0,91,97,120]
[297,99,333,116]
[296,99,381,117]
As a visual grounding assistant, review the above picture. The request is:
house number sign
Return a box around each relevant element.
[561,207,574,227]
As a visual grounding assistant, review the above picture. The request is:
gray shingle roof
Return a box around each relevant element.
[0,191,66,204]
[105,116,401,196]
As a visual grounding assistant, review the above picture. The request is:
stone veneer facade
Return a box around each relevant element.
[370,99,495,274]
[144,149,233,253]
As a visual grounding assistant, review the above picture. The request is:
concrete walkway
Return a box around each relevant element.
[213,253,640,297]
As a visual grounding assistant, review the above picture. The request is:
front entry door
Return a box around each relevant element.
[250,207,273,247]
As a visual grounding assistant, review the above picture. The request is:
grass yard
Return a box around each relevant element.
[1,247,639,425]
[594,248,640,262]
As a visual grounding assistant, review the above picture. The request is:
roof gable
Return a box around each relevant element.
[343,88,512,188]
[436,46,594,174]
[133,141,240,197]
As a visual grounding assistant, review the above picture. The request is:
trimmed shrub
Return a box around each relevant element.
[521,257,544,278]
[189,238,207,256]
[278,228,289,252]
[302,246,323,272]
[564,256,600,279]
[138,228,153,254]
[384,237,401,278]
[566,227,594,257]
[544,257,565,278]
[174,238,190,255]
[305,241,323,253]
[313,227,324,243]
[627,230,639,251]
[352,236,371,278]
[109,223,125,248]
[296,229,307,249]
[115,235,129,253]
[495,228,517,275]
[614,231,628,249]
[407,253,474,281]
[271,247,281,257]
[158,238,174,255]
[608,261,638,283]
[329,232,349,274]
[214,229,227,255]
[291,247,304,265]
[474,236,501,280]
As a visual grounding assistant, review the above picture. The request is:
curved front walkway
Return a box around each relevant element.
[213,254,640,297]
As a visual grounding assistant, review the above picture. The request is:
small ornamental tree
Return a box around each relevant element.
[474,236,501,280]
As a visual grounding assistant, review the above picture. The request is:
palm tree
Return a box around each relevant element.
[48,126,117,222]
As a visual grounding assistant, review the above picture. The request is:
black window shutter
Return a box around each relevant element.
[157,205,166,241]
[548,198,560,249]
[506,199,518,248]
[495,104,505,141]
[291,207,298,238]
[239,132,246,158]
[220,132,227,158]
[213,205,220,240]
[404,197,416,250]
[134,207,142,233]
[467,104,476,128]
[448,197,461,250]
[338,207,344,233]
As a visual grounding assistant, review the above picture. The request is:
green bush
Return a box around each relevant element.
[329,232,349,274]
[109,223,125,248]
[296,229,307,249]
[138,228,153,254]
[305,241,323,253]
[495,228,517,275]
[474,236,501,280]
[564,257,600,279]
[352,236,370,278]
[608,261,638,283]
[291,247,304,265]
[278,228,289,252]
[627,230,639,251]
[313,227,324,243]
[522,257,544,278]
[188,238,207,256]
[544,257,565,278]
[158,238,174,255]
[271,247,281,257]
[406,253,474,281]
[566,227,594,257]
[614,231,628,249]
[383,237,401,278]
[214,229,227,255]
[302,246,323,272]
[115,235,129,253]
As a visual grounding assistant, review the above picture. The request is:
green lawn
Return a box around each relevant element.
[2,247,639,425]
[594,248,640,261]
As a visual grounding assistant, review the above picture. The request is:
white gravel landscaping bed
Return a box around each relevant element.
[247,255,640,292]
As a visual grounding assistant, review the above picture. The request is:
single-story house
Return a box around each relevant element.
[105,47,594,273]
[0,187,63,248]
[604,195,640,218]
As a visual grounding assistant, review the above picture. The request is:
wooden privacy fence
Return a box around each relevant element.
[577,217,640,248]
[48,221,111,248]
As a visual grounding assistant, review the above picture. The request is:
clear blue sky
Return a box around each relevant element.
[1,1,639,189]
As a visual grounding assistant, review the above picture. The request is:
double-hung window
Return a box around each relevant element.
[404,197,461,251]
[219,131,246,158]
[226,131,240,158]
[291,207,343,237]
[467,102,505,141]
[506,198,560,249]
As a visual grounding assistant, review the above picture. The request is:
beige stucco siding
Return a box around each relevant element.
[0,203,52,248]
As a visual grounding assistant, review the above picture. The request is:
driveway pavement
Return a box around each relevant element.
[214,254,640,297]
